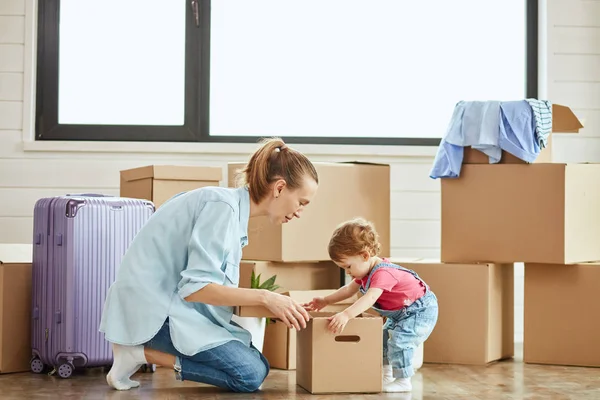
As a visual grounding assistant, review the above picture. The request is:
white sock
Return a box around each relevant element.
[123,376,140,388]
[382,365,395,384]
[383,377,412,392]
[106,344,147,391]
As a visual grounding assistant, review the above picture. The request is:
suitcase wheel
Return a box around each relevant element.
[57,362,74,379]
[140,363,156,373]
[30,358,45,374]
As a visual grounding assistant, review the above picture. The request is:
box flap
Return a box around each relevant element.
[307,311,380,319]
[231,161,390,168]
[552,104,583,133]
[284,290,357,305]
[0,244,32,264]
[234,305,273,318]
[308,311,340,318]
[121,165,223,182]
[336,161,390,167]
[387,257,425,263]
[234,290,358,318]
[388,258,496,267]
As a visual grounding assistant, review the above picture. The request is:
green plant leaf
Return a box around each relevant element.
[250,270,257,288]
[255,273,263,289]
[249,271,279,292]
[259,275,277,290]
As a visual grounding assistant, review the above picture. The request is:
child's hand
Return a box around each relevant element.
[303,297,329,312]
[327,311,350,334]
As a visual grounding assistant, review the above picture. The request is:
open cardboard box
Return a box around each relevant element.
[296,311,383,394]
[261,290,357,370]
[234,289,356,318]
[463,104,583,164]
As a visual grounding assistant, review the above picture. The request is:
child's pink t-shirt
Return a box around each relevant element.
[354,263,426,311]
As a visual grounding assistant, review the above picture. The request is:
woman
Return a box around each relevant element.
[99,138,319,392]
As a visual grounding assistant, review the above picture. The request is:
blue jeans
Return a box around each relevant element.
[144,320,269,393]
[382,291,438,379]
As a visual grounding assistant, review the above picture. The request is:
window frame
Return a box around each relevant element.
[34,0,538,146]
[35,0,208,142]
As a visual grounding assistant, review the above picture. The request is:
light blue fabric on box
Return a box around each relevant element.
[430,100,542,179]
[429,104,466,179]
[526,99,553,148]
[498,100,540,163]
[430,101,501,179]
[99,186,253,356]
[450,101,502,163]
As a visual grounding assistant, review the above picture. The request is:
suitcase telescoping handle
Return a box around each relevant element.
[66,193,111,197]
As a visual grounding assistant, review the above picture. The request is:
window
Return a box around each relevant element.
[36,0,206,142]
[35,0,538,145]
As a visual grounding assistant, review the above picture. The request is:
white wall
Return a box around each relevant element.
[1,0,598,344]
[545,0,600,163]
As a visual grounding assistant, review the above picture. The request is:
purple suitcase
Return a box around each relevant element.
[30,194,154,378]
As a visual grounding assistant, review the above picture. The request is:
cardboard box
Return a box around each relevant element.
[296,312,383,394]
[463,104,583,164]
[239,260,340,293]
[228,162,390,262]
[441,163,600,264]
[524,262,600,367]
[389,259,514,365]
[262,293,355,370]
[262,320,294,370]
[120,165,222,208]
[235,289,356,318]
[0,244,33,374]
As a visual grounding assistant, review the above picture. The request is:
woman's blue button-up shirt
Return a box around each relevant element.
[99,186,252,356]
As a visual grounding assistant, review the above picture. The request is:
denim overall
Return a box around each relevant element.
[360,261,439,379]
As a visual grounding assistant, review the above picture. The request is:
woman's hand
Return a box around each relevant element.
[264,292,311,331]
[327,311,350,334]
[303,297,329,312]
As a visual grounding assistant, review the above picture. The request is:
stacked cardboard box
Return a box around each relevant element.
[227,162,390,262]
[228,161,390,393]
[437,104,600,368]
[389,258,514,365]
[441,163,600,265]
[0,244,33,374]
[120,165,223,208]
[523,262,600,367]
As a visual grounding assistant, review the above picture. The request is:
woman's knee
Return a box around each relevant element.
[232,354,269,393]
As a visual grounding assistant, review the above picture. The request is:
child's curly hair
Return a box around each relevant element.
[328,217,381,262]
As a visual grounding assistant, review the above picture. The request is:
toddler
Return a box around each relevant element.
[305,218,438,393]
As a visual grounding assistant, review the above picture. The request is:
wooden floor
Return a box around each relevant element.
[2,346,599,400]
